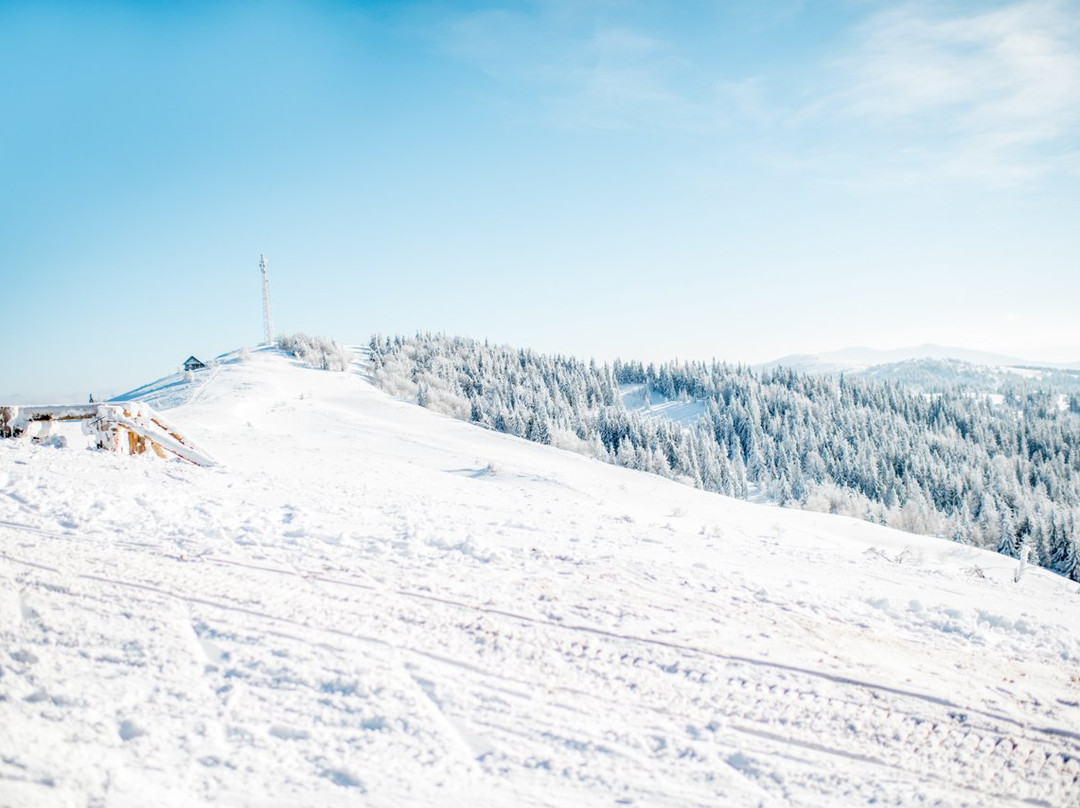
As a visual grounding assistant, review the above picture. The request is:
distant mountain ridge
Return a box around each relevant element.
[758,343,1080,374]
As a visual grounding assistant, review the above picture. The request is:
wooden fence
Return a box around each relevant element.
[0,402,214,467]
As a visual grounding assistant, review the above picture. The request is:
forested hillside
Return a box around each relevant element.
[370,334,1080,580]
[850,358,1080,395]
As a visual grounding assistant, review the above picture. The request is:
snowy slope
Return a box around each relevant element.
[3,349,1080,807]
[618,382,706,426]
[109,350,242,410]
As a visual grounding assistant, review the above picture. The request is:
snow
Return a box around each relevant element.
[3,349,1080,807]
[618,383,707,426]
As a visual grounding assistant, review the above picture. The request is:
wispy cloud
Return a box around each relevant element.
[823,0,1080,186]
[440,5,721,132]
[555,30,706,131]
[437,1,1080,188]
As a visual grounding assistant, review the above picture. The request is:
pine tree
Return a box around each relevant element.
[997,507,1021,558]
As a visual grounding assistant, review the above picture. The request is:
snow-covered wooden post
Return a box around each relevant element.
[0,406,16,438]
[0,402,215,466]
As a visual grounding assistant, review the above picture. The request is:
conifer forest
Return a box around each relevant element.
[371,333,1080,580]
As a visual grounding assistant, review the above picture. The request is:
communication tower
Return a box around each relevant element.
[260,254,274,345]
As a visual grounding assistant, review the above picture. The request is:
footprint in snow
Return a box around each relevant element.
[118,719,147,741]
[321,768,364,790]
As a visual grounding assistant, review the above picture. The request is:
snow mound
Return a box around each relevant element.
[2,350,1079,807]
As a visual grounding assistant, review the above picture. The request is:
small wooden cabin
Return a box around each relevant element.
[183,356,206,372]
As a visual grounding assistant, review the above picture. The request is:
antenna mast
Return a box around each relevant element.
[260,254,274,345]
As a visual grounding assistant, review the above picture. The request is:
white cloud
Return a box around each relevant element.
[439,6,717,132]
[437,1,1080,187]
[828,0,1080,185]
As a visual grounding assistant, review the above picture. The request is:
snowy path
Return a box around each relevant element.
[3,351,1079,806]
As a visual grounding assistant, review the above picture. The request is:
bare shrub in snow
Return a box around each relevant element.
[277,333,352,372]
[551,428,592,456]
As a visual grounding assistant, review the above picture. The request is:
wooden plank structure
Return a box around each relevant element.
[0,402,214,467]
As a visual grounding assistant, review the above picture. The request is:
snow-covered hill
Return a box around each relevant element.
[757,344,1051,374]
[3,349,1079,807]
[756,344,1080,395]
[855,358,1080,396]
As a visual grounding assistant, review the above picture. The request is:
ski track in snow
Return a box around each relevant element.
[3,349,1080,807]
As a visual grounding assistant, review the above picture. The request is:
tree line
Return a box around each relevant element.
[369,333,1080,580]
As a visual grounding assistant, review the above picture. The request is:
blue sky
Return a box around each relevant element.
[2,0,1078,401]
